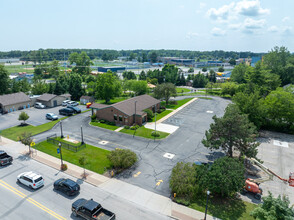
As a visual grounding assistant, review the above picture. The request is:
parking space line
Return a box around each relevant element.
[0,179,66,220]
[133,172,141,177]
[156,180,163,186]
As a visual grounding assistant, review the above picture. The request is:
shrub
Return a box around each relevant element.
[169,100,178,105]
[100,119,106,123]
[61,164,68,171]
[130,125,140,130]
[144,109,154,120]
[157,109,162,113]
[124,125,130,129]
[151,131,160,137]
[107,121,116,126]
[91,114,96,122]
[107,149,138,170]
[160,106,166,110]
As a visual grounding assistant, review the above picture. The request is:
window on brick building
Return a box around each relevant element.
[114,114,117,120]
[119,115,123,121]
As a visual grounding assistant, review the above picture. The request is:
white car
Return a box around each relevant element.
[62,100,71,106]
[17,171,44,189]
[67,101,78,106]
[35,102,46,109]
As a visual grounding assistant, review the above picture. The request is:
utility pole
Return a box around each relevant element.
[60,121,64,138]
[81,125,84,145]
[154,104,157,141]
[58,143,63,167]
[133,101,137,138]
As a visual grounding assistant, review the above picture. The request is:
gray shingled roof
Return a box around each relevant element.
[37,93,57,102]
[60,94,71,98]
[112,95,160,116]
[91,103,109,109]
[0,92,31,106]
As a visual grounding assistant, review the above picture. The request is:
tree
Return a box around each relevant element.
[96,72,121,103]
[149,51,158,63]
[202,67,207,72]
[19,132,33,154]
[79,154,88,178]
[32,79,48,95]
[122,71,136,80]
[218,66,225,72]
[221,82,238,97]
[144,109,153,121]
[125,80,147,95]
[170,162,199,200]
[139,71,146,80]
[48,83,55,94]
[208,69,216,83]
[48,60,60,79]
[230,63,249,84]
[193,73,208,88]
[0,65,10,95]
[142,53,148,62]
[18,78,31,94]
[188,67,194,73]
[11,80,20,93]
[251,192,294,220]
[202,104,259,158]
[34,63,49,77]
[107,149,137,170]
[54,80,64,95]
[18,112,29,125]
[197,157,245,197]
[68,74,83,100]
[162,64,178,84]
[153,83,177,104]
[263,88,294,131]
[69,51,93,75]
[229,58,236,66]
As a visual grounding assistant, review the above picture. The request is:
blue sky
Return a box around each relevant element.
[0,0,293,52]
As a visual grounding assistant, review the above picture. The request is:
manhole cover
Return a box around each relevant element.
[163,153,175,159]
[206,111,213,113]
[99,140,109,145]
[273,140,288,148]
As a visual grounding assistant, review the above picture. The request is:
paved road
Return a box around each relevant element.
[0,105,87,130]
[33,96,230,197]
[0,144,173,220]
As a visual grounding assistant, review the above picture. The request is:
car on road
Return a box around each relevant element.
[17,171,44,189]
[46,113,59,120]
[35,102,46,109]
[62,100,71,106]
[67,105,81,114]
[67,101,78,106]
[72,198,115,220]
[53,178,80,196]
[0,150,13,166]
[59,108,74,116]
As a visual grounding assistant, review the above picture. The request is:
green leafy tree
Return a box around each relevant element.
[87,81,96,96]
[202,104,259,158]
[18,112,29,124]
[229,58,236,66]
[188,67,194,73]
[11,80,20,93]
[230,63,249,84]
[170,162,199,200]
[68,74,83,100]
[78,154,88,178]
[54,80,64,95]
[96,72,121,103]
[144,109,153,121]
[19,132,33,154]
[202,67,207,72]
[142,53,148,62]
[263,88,294,131]
[32,79,48,95]
[125,80,147,95]
[251,192,294,220]
[48,83,55,94]
[139,71,146,80]
[122,71,136,80]
[49,60,60,79]
[198,157,245,197]
[218,66,225,72]
[107,149,137,170]
[34,63,49,77]
[149,51,158,63]
[193,73,208,88]
[18,79,31,94]
[221,82,238,97]
[69,51,93,75]
[0,65,9,95]
[153,83,177,104]
[162,64,178,84]
[208,69,216,83]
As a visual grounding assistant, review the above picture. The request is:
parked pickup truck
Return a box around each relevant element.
[0,150,13,166]
[72,198,115,220]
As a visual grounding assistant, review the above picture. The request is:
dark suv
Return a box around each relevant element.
[59,108,74,116]
[53,178,80,196]
[67,105,81,114]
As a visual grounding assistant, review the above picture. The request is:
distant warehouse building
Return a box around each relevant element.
[91,95,160,126]
[36,93,71,107]
[97,66,126,73]
[0,92,31,114]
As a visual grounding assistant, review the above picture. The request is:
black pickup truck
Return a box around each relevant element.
[0,150,13,166]
[72,198,115,220]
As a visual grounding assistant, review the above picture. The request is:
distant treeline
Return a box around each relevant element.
[0,49,264,62]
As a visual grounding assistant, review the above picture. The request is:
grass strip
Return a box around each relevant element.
[120,126,169,139]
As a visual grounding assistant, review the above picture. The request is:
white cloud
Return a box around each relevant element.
[244,18,266,29]
[268,26,278,33]
[211,27,226,36]
[206,3,235,21]
[283,26,293,35]
[186,32,199,39]
[282,16,290,22]
[229,23,242,30]
[200,2,206,9]
[235,0,270,16]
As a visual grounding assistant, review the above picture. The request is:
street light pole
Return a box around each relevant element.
[60,121,64,138]
[81,125,84,145]
[58,143,63,167]
[204,190,210,220]
[154,104,157,141]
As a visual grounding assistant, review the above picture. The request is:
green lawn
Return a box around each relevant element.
[95,97,129,105]
[176,88,191,93]
[1,118,66,141]
[34,140,111,174]
[90,121,119,131]
[120,126,169,139]
[162,98,194,109]
[151,110,173,122]
[5,64,35,74]
[186,197,257,220]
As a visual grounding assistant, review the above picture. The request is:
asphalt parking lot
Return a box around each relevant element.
[0,104,87,130]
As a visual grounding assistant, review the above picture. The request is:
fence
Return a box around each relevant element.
[46,134,86,152]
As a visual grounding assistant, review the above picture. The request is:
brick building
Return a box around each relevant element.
[91,95,160,126]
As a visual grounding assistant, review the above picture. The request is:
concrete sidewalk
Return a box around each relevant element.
[1,137,217,220]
